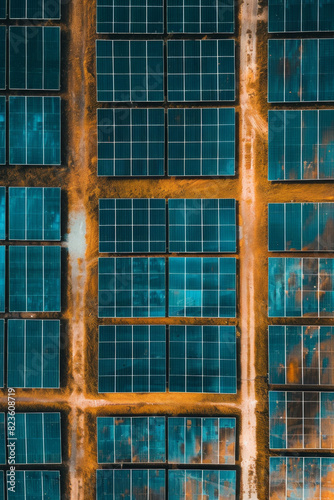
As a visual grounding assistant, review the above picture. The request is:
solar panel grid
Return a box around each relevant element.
[6,471,61,500]
[9,0,61,19]
[0,246,5,313]
[167,0,234,33]
[0,413,5,464]
[0,321,4,388]
[269,0,334,32]
[0,99,5,166]
[0,187,5,239]
[0,0,5,18]
[96,0,164,33]
[168,470,236,500]
[0,26,6,90]
[96,469,166,500]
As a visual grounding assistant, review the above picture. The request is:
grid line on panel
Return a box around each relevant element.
[167,0,234,34]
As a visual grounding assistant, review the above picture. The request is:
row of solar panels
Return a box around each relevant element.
[0,0,60,19]
[98,257,236,318]
[97,416,236,464]
[0,471,60,500]
[98,325,237,393]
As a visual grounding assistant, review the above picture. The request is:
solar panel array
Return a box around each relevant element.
[168,470,236,500]
[0,98,5,165]
[167,0,234,33]
[268,110,334,181]
[9,0,61,19]
[0,413,5,464]
[0,320,3,388]
[0,26,5,90]
[96,469,166,500]
[269,0,334,32]
[96,0,164,33]
[0,188,4,240]
[6,471,61,499]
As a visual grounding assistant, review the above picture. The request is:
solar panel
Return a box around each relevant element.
[9,246,61,312]
[268,110,334,181]
[0,413,5,464]
[96,40,164,102]
[9,96,61,166]
[168,470,236,500]
[270,457,334,500]
[10,0,60,19]
[98,257,165,317]
[99,199,166,253]
[269,391,334,450]
[168,108,235,176]
[268,39,334,102]
[269,325,334,385]
[169,325,237,393]
[6,471,61,499]
[9,187,61,241]
[269,0,334,32]
[96,0,163,33]
[0,472,3,500]
[167,40,235,102]
[98,325,166,393]
[8,413,61,464]
[0,246,5,313]
[9,27,60,90]
[0,27,6,90]
[169,257,236,317]
[268,203,334,251]
[168,199,236,252]
[7,320,60,389]
[96,469,166,500]
[0,0,5,18]
[0,321,3,388]
[167,0,234,33]
[268,258,334,317]
[97,108,165,177]
[0,187,5,239]
[97,416,165,463]
[168,417,236,464]
[0,98,5,165]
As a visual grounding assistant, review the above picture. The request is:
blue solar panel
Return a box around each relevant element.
[0,321,3,388]
[96,469,166,500]
[269,0,334,32]
[97,416,165,463]
[9,187,61,241]
[0,187,5,239]
[98,257,165,317]
[268,110,334,181]
[167,0,234,33]
[0,414,5,464]
[7,320,60,389]
[268,39,334,102]
[99,199,166,253]
[9,27,60,90]
[0,246,5,313]
[0,472,3,500]
[9,246,61,312]
[168,108,235,176]
[269,203,334,251]
[96,40,164,102]
[168,470,236,500]
[269,325,334,385]
[169,325,237,393]
[98,108,165,177]
[9,96,61,166]
[169,257,236,317]
[167,40,235,102]
[0,27,6,90]
[8,413,61,464]
[168,417,236,464]
[98,325,166,393]
[0,98,5,165]
[10,0,60,18]
[96,0,163,33]
[6,471,61,499]
[270,457,334,500]
[269,391,334,450]
[169,199,236,252]
[0,0,5,18]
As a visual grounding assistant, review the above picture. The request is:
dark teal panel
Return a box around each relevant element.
[10,0,60,18]
[0,320,4,388]
[0,187,5,239]
[96,469,166,499]
[168,470,236,500]
[0,414,5,464]
[7,471,61,499]
[0,99,6,165]
[0,0,5,18]
[0,247,5,313]
[269,0,334,31]
[0,27,6,90]
[167,0,234,34]
[97,0,163,33]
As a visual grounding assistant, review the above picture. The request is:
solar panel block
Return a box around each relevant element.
[269,0,334,32]
[269,203,334,251]
[9,246,61,312]
[0,0,5,18]
[269,391,334,450]
[167,0,234,33]
[10,0,60,18]
[6,471,61,500]
[0,321,4,388]
[96,469,166,500]
[168,108,235,176]
[269,325,334,385]
[268,39,334,102]
[97,108,165,177]
[7,320,60,389]
[99,199,166,253]
[0,27,6,90]
[268,110,334,181]
[98,257,165,318]
[9,187,61,241]
[168,199,236,252]
[8,413,61,464]
[0,414,5,464]
[270,457,334,500]
[167,40,235,102]
[168,470,236,500]
[169,325,237,393]
[9,27,60,90]
[169,257,236,317]
[268,258,334,317]
[96,40,164,102]
[98,325,166,393]
[0,472,3,500]
[97,416,165,463]
[0,246,5,313]
[0,98,6,165]
[0,187,5,239]
[96,0,163,33]
[9,96,61,166]
[168,417,236,464]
